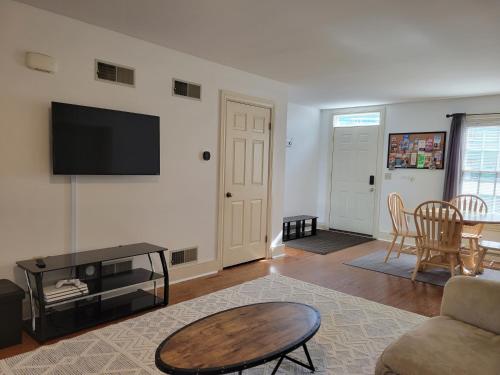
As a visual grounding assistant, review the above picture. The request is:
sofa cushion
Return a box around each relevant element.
[376,316,500,375]
[441,276,500,335]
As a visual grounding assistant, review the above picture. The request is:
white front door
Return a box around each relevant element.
[223,100,270,267]
[330,126,379,235]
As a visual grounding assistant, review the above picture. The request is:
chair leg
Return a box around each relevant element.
[384,234,398,263]
[397,236,406,258]
[412,249,423,281]
[466,237,478,255]
[420,247,430,271]
[449,255,456,277]
[472,238,481,272]
[474,247,487,274]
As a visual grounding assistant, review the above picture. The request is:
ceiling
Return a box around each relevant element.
[17,0,500,108]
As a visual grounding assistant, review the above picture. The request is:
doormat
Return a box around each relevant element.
[285,229,374,255]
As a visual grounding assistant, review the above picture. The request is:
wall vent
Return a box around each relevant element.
[95,60,135,87]
[173,79,201,100]
[170,247,198,266]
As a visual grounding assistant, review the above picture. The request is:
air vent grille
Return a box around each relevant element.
[171,247,198,266]
[116,66,134,85]
[173,79,201,100]
[96,60,135,86]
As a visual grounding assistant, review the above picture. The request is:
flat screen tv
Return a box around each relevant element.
[52,102,160,175]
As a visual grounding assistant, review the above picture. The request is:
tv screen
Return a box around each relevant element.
[52,102,160,175]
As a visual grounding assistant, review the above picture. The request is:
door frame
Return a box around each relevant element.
[326,106,386,237]
[217,90,275,270]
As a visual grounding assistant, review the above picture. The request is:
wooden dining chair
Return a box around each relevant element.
[476,240,500,274]
[385,193,419,262]
[450,194,487,265]
[412,201,464,281]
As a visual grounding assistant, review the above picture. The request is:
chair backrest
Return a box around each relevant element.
[414,201,463,251]
[387,193,409,234]
[450,194,488,214]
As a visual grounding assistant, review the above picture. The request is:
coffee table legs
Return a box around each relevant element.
[303,343,315,372]
[235,343,315,374]
[270,343,315,374]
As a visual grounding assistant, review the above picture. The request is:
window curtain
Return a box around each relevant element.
[443,113,465,201]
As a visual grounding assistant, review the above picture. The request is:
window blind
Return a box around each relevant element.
[461,115,500,213]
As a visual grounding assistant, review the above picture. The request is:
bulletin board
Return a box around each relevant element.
[387,131,446,169]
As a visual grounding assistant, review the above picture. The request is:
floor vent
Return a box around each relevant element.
[171,247,198,266]
[95,60,135,87]
[173,79,201,100]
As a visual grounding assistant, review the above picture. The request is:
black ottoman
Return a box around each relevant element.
[0,279,25,348]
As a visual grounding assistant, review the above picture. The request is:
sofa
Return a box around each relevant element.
[375,276,500,375]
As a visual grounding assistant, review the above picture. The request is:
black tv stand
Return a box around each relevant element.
[17,242,169,342]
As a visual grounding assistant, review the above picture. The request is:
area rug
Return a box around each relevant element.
[285,229,374,255]
[0,274,426,374]
[345,250,500,287]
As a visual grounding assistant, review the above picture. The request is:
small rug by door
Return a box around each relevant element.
[285,229,374,255]
[0,274,425,374]
[345,250,500,287]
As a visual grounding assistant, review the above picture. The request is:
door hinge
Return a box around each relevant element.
[265,235,268,243]
[268,122,271,130]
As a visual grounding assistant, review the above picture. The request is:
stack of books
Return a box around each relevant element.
[43,282,89,304]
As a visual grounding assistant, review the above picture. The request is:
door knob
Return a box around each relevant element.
[226,192,232,198]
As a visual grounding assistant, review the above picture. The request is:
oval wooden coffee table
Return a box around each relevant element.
[155,302,321,374]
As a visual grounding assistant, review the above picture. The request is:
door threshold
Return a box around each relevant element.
[328,228,373,239]
[223,257,266,270]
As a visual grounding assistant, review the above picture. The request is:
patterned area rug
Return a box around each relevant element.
[345,250,500,287]
[0,274,426,374]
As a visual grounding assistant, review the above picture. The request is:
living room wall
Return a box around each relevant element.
[284,103,321,218]
[0,0,289,284]
[317,94,500,241]
[379,95,500,241]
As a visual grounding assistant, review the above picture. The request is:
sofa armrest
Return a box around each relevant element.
[375,355,399,375]
[441,276,500,334]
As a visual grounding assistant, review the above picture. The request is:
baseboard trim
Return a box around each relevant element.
[317,222,329,230]
[271,243,285,257]
[377,231,395,242]
[377,231,417,246]
[169,259,219,283]
[169,270,218,285]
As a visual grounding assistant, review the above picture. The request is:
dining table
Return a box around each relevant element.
[404,209,500,225]
[403,209,500,275]
[457,211,500,226]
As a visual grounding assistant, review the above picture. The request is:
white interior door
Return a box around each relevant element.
[223,100,270,267]
[330,126,379,235]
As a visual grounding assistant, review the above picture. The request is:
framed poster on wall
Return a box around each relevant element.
[387,131,446,170]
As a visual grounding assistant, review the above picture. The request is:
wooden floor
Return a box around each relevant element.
[0,240,444,360]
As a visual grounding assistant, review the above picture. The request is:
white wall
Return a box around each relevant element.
[318,95,500,241]
[283,103,321,218]
[380,96,500,241]
[0,0,289,284]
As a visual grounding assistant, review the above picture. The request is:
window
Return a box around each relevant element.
[460,116,500,213]
[333,112,380,127]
